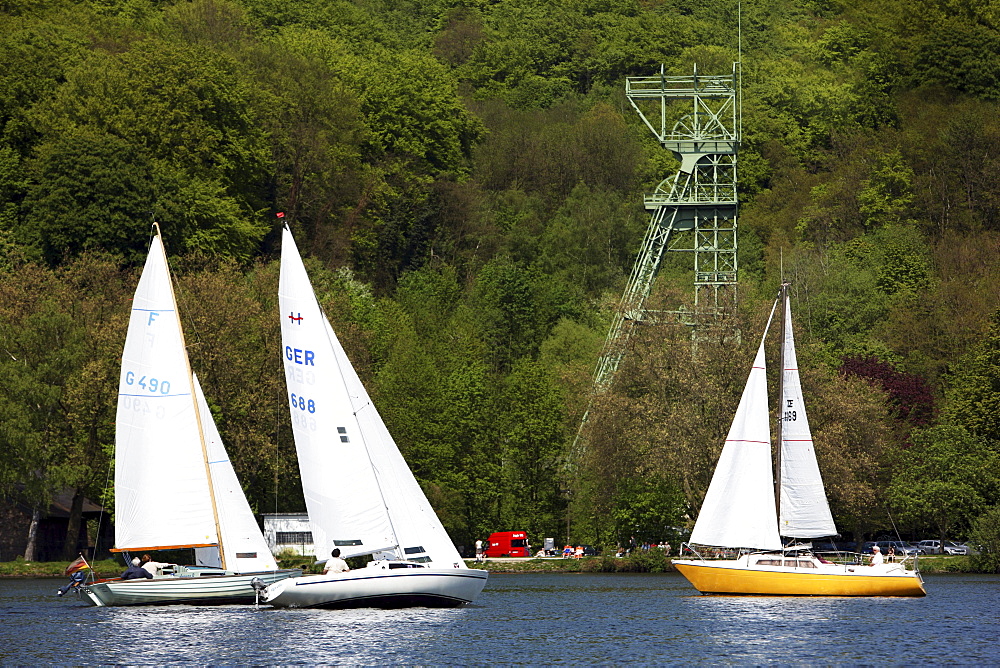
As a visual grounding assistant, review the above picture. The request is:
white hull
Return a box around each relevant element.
[264,566,488,609]
[80,569,300,607]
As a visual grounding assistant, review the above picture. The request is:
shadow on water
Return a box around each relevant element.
[2,572,998,664]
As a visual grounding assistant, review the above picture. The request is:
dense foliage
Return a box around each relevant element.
[2,0,1000,559]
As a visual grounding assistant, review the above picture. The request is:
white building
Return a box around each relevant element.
[262,512,314,557]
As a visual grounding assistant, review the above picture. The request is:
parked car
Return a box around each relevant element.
[916,540,944,554]
[943,541,969,555]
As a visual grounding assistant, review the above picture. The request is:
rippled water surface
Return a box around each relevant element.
[2,572,998,664]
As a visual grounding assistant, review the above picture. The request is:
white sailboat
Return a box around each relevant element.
[80,226,299,607]
[673,284,925,596]
[262,225,488,609]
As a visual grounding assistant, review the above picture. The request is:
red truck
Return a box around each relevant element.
[483,531,530,558]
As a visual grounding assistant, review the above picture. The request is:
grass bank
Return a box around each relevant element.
[467,552,677,573]
[0,553,979,577]
[0,557,122,578]
[468,554,980,574]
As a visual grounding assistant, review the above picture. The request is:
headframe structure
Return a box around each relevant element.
[592,64,739,392]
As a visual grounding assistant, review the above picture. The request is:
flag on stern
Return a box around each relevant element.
[65,555,91,576]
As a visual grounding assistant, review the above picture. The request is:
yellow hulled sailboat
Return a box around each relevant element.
[673,285,925,597]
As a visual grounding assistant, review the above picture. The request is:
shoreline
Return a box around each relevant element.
[0,554,983,578]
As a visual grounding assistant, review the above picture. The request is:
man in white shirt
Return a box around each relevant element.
[140,554,173,576]
[869,545,884,566]
[323,548,350,574]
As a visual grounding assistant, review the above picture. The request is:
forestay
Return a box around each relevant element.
[114,233,218,552]
[689,302,783,551]
[778,298,837,539]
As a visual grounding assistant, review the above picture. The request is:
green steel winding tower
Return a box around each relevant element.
[593,64,739,391]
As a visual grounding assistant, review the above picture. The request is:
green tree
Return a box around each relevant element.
[887,425,1000,541]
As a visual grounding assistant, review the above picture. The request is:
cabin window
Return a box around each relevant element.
[276,531,313,544]
[757,559,782,566]
[404,546,426,555]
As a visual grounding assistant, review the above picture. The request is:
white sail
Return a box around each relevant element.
[114,233,218,552]
[689,304,782,551]
[778,298,837,538]
[192,374,278,571]
[279,228,396,560]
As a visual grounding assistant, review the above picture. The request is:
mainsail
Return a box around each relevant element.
[689,302,783,551]
[114,232,218,552]
[778,298,837,538]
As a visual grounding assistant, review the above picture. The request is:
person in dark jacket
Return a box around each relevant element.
[121,557,153,580]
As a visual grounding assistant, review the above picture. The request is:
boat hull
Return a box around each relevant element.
[264,567,488,609]
[673,559,926,597]
[80,569,301,607]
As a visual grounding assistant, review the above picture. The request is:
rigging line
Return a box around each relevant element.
[93,449,116,583]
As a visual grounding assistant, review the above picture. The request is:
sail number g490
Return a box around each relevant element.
[290,393,316,413]
[125,371,171,394]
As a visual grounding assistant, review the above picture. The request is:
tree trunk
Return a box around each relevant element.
[24,507,41,561]
[63,487,85,560]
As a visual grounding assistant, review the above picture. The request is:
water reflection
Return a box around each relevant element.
[2,573,998,664]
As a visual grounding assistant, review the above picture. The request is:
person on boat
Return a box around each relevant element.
[869,544,884,566]
[140,554,173,576]
[887,545,896,562]
[120,557,153,580]
[323,548,350,574]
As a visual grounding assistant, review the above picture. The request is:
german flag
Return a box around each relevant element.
[65,555,91,576]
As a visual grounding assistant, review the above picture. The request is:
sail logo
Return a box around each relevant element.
[288,312,304,324]
[285,346,315,365]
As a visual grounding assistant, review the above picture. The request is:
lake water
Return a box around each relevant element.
[2,572,998,664]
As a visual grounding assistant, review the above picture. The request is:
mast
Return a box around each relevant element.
[155,223,227,570]
[774,281,789,536]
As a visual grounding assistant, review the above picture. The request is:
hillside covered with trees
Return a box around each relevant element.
[2,0,1000,562]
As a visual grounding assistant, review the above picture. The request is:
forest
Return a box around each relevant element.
[2,0,1000,563]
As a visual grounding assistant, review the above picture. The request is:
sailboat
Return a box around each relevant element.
[79,226,299,606]
[673,284,925,597]
[261,225,488,609]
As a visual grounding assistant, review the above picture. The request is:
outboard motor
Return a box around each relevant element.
[251,577,267,609]
[56,570,88,597]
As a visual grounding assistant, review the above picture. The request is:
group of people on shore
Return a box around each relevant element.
[615,539,672,558]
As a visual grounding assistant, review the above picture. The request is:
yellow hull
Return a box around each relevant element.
[674,561,926,597]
